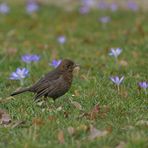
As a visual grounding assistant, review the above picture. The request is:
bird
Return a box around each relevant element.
[11,59,79,101]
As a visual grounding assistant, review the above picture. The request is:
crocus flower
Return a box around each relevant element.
[99,16,111,24]
[110,76,124,85]
[109,48,122,58]
[139,82,148,89]
[10,68,29,86]
[50,60,61,68]
[79,6,90,14]
[81,0,95,7]
[0,3,10,14]
[26,2,39,14]
[139,82,148,94]
[21,54,40,63]
[110,76,124,91]
[127,1,138,11]
[98,1,108,10]
[57,36,66,44]
[110,3,118,12]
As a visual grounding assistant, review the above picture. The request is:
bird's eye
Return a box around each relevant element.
[67,64,70,68]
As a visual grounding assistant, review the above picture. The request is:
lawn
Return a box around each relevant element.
[0,2,148,148]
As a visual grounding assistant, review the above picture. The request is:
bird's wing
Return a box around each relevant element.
[31,69,61,91]
[34,76,64,100]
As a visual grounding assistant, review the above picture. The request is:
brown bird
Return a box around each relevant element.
[11,59,78,101]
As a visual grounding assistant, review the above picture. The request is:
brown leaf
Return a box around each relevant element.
[71,101,82,110]
[32,118,44,126]
[67,126,75,136]
[119,60,128,67]
[116,141,126,148]
[6,48,17,55]
[132,51,140,58]
[51,49,58,59]
[48,115,56,121]
[89,104,100,120]
[88,125,108,140]
[57,130,65,144]
[63,111,69,118]
[0,109,11,125]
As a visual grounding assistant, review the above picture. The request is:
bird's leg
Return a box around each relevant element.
[43,96,50,109]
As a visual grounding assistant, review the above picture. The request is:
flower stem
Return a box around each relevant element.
[20,79,24,86]
[115,57,118,65]
[115,57,120,70]
[117,85,120,93]
[144,89,147,95]
[27,63,31,71]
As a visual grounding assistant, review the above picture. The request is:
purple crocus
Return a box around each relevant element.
[110,3,118,12]
[10,68,29,86]
[98,1,108,10]
[139,82,148,94]
[0,3,10,14]
[127,1,138,11]
[99,16,111,24]
[57,36,66,44]
[21,54,40,63]
[110,76,124,91]
[79,6,90,14]
[10,68,29,80]
[81,0,95,7]
[50,60,61,68]
[110,76,124,86]
[139,82,148,89]
[109,48,122,58]
[26,1,39,14]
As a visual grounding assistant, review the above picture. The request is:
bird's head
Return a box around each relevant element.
[57,59,79,73]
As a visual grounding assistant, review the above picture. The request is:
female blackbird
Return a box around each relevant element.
[11,59,78,101]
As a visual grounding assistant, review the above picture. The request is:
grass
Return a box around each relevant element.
[0,3,148,148]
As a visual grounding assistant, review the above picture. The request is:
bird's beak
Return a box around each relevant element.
[73,64,80,75]
[73,64,80,68]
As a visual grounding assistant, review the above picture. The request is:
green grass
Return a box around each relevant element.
[0,4,148,148]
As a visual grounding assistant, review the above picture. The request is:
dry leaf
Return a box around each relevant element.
[77,124,88,131]
[67,126,75,136]
[0,96,14,104]
[6,48,17,55]
[88,125,108,140]
[132,51,140,58]
[78,104,109,120]
[11,120,26,128]
[0,109,11,125]
[74,90,80,96]
[51,49,58,59]
[48,115,56,121]
[136,120,148,126]
[57,130,65,144]
[116,141,126,148]
[32,118,44,126]
[64,111,69,118]
[89,104,100,120]
[73,66,80,76]
[119,60,128,67]
[56,106,62,111]
[71,101,82,110]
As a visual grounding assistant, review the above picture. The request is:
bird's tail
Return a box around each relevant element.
[11,87,30,96]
